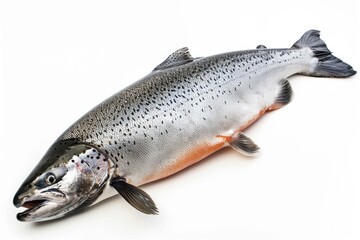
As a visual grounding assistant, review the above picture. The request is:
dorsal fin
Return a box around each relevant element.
[154,47,194,71]
[256,45,267,49]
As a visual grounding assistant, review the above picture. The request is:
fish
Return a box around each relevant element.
[13,30,356,222]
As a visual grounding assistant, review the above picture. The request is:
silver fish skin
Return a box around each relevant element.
[13,30,356,222]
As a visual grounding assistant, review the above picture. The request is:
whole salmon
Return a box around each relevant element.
[13,30,356,222]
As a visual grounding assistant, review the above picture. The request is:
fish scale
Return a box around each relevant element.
[14,30,356,222]
[61,47,309,187]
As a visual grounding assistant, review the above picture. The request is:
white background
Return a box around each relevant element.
[1,1,359,239]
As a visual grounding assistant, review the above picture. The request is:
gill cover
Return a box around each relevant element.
[13,139,110,222]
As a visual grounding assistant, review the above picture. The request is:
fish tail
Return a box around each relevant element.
[292,30,356,77]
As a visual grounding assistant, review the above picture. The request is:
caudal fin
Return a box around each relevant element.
[292,30,356,77]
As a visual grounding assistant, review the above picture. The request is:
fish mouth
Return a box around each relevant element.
[16,199,49,221]
[15,188,68,222]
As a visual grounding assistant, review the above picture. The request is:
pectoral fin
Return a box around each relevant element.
[229,132,260,156]
[110,177,158,215]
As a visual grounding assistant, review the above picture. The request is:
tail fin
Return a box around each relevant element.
[292,30,356,77]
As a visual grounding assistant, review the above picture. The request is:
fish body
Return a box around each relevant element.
[13,30,356,222]
[62,49,304,190]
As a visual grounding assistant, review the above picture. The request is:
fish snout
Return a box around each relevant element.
[13,183,33,208]
[13,193,29,208]
[13,195,22,208]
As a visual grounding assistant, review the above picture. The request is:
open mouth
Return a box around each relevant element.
[16,199,48,221]
[22,200,47,209]
[14,189,67,221]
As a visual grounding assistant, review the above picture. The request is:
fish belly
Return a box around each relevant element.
[132,78,276,185]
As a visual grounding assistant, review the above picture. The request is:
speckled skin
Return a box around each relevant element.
[60,47,312,192]
[14,31,357,221]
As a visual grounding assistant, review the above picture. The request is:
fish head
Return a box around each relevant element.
[13,139,110,222]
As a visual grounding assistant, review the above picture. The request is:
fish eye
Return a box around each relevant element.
[45,173,56,185]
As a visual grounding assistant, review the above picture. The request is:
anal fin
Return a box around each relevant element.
[110,177,158,215]
[228,132,260,156]
[268,78,293,111]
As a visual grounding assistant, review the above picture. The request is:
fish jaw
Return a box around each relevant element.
[15,187,68,222]
[17,201,59,222]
